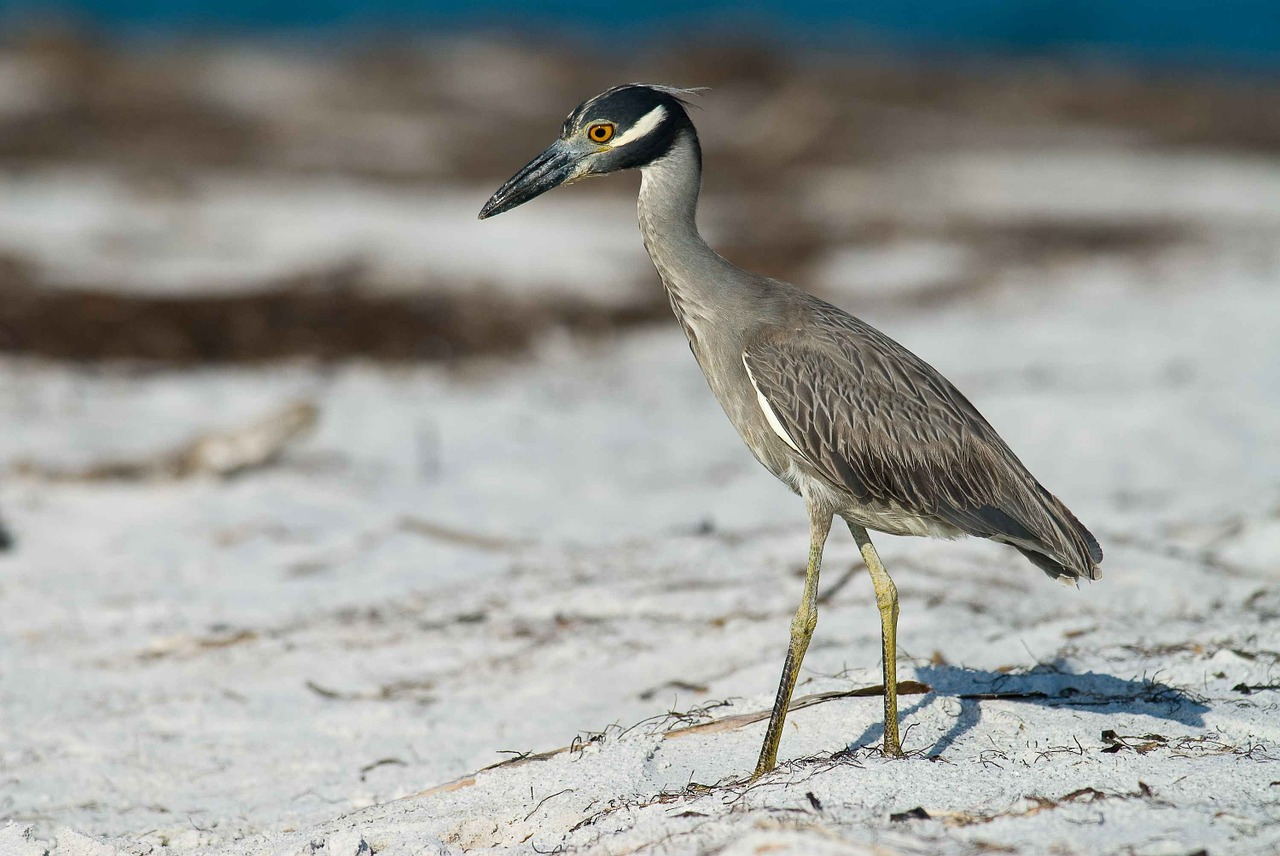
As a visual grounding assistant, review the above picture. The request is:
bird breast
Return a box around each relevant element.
[691,339,805,488]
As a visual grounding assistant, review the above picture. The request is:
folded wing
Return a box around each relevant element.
[742,303,1102,582]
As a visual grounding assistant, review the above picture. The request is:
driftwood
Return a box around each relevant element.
[14,400,318,482]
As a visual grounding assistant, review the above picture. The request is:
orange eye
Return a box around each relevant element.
[588,123,615,143]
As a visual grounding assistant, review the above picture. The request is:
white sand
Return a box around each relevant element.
[3,234,1279,853]
[2,59,1280,850]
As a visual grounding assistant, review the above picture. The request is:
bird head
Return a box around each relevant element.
[478,84,699,220]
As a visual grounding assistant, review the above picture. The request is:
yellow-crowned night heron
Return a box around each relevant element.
[479,84,1103,779]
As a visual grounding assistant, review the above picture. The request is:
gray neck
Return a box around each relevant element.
[637,131,743,347]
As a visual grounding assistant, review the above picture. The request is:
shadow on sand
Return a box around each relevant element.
[848,659,1210,756]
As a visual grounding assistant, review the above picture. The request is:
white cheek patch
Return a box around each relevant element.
[742,354,802,454]
[610,105,668,148]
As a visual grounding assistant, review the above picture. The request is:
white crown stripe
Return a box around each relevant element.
[611,105,668,148]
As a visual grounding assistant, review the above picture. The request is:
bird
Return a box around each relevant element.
[479,84,1102,780]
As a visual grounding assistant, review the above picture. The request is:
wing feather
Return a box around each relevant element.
[743,301,1101,581]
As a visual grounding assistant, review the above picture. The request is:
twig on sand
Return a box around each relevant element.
[406,680,932,800]
[359,757,409,782]
[816,565,858,605]
[663,682,932,739]
[398,516,532,552]
[929,781,1158,827]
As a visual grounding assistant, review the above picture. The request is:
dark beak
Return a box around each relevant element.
[478,141,579,220]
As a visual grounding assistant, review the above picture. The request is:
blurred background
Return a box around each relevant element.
[0,1,1279,365]
[3,0,1280,849]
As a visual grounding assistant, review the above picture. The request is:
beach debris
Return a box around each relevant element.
[1101,730,1169,754]
[409,681,933,799]
[935,782,1156,828]
[14,400,318,482]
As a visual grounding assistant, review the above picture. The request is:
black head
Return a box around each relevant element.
[478,84,699,220]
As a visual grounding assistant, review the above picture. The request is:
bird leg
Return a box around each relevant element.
[849,524,905,758]
[752,510,832,780]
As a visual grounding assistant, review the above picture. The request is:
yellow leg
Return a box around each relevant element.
[849,524,905,758]
[752,510,832,780]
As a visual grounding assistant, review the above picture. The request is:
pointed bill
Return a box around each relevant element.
[479,140,579,220]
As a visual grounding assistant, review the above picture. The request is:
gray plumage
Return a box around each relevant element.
[742,300,1102,582]
[626,96,1100,583]
[480,83,1103,774]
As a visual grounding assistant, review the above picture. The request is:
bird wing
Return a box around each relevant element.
[742,301,1101,581]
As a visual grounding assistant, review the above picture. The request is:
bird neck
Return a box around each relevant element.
[637,130,740,347]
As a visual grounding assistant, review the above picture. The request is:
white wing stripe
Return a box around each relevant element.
[611,105,667,148]
[742,354,802,454]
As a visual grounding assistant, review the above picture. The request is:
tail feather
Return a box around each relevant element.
[1021,488,1103,582]
[1014,546,1079,582]
[938,489,1102,583]
[936,488,1102,582]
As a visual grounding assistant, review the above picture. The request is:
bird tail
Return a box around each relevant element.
[1020,488,1103,584]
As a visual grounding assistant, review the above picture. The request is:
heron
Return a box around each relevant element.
[479,84,1102,780]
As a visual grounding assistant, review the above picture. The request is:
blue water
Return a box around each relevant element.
[6,0,1280,66]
